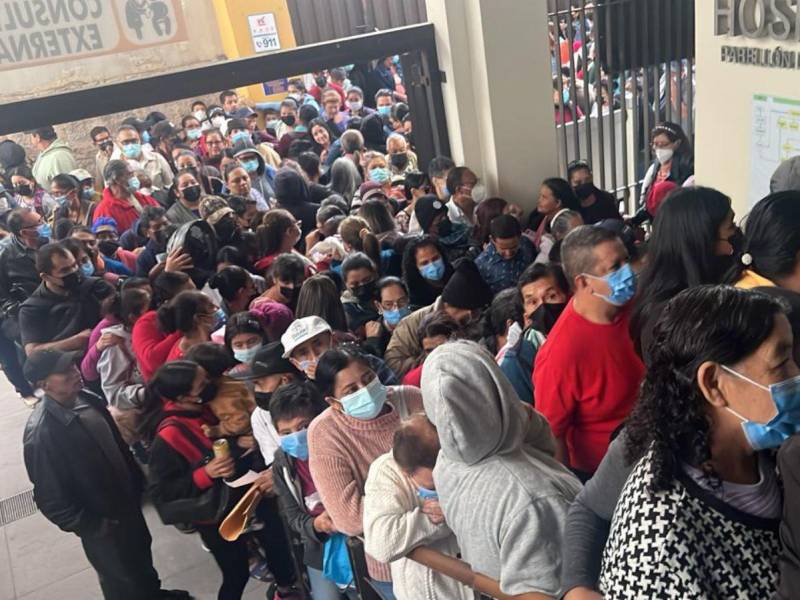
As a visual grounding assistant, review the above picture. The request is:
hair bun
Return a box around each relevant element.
[741,253,753,266]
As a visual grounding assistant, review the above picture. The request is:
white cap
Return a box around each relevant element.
[281,316,332,358]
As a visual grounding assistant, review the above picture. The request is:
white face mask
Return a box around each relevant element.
[655,148,674,164]
[193,110,207,122]
[211,116,225,128]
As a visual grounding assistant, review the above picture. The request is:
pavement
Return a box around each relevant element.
[0,377,269,600]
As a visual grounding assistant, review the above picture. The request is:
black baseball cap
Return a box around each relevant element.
[232,341,300,381]
[23,349,80,386]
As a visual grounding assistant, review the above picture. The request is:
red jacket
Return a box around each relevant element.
[93,188,159,234]
[132,310,182,382]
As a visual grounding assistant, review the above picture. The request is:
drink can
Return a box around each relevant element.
[213,439,230,459]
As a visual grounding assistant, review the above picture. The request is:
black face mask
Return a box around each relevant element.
[152,229,169,250]
[280,286,299,305]
[529,302,567,335]
[574,182,595,200]
[60,270,83,291]
[198,382,218,403]
[254,390,272,410]
[214,217,238,243]
[390,152,409,171]
[182,185,202,203]
[352,280,377,304]
[437,217,452,238]
[99,140,114,153]
[14,184,32,196]
[281,115,296,127]
[98,240,120,257]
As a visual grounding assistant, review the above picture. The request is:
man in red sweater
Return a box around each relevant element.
[533,225,644,480]
[93,159,159,234]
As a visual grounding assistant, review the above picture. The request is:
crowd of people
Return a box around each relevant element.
[2,56,800,600]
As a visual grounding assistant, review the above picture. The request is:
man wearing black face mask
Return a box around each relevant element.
[19,243,113,358]
[567,159,622,225]
[135,206,170,277]
[235,341,303,465]
[252,254,308,320]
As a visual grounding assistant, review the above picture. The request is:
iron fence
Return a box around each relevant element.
[548,0,695,214]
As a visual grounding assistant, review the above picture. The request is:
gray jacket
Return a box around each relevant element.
[421,340,582,597]
[97,324,145,411]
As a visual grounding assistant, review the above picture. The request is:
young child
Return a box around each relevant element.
[271,381,356,599]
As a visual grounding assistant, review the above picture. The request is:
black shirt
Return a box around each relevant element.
[19,277,112,347]
[579,189,623,225]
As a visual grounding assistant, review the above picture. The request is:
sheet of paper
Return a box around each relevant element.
[224,470,259,488]
[750,94,800,205]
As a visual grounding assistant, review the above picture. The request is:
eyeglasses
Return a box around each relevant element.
[380,298,409,310]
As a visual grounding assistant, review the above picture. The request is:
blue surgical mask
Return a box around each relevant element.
[81,188,94,201]
[723,366,800,450]
[233,343,262,364]
[80,260,95,277]
[280,429,309,460]
[36,222,51,240]
[296,358,317,378]
[370,167,391,184]
[241,159,259,174]
[186,128,202,141]
[213,308,227,330]
[122,143,142,158]
[442,185,450,198]
[378,105,392,117]
[340,376,387,421]
[231,131,251,146]
[383,306,411,327]
[420,258,446,282]
[583,263,636,306]
[127,176,141,191]
[54,195,69,206]
[562,89,570,105]
[416,486,438,500]
[142,131,151,144]
[295,125,308,133]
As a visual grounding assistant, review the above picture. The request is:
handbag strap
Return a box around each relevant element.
[158,418,213,464]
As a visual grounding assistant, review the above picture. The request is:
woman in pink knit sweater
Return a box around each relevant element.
[308,346,423,600]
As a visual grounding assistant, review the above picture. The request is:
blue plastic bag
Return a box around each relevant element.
[322,533,354,587]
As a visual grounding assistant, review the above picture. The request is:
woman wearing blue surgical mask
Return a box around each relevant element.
[180,115,203,150]
[310,346,423,600]
[50,173,96,227]
[362,277,410,359]
[224,312,266,369]
[586,285,791,599]
[402,236,453,309]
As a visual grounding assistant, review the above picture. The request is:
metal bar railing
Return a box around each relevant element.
[578,0,594,168]
[408,546,555,600]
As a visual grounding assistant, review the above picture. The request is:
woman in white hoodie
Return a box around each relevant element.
[97,287,151,444]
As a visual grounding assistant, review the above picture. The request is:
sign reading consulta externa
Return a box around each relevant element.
[0,0,187,72]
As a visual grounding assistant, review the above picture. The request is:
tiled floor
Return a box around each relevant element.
[0,378,268,600]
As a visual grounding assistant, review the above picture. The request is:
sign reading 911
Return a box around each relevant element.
[248,12,280,54]
[0,0,187,72]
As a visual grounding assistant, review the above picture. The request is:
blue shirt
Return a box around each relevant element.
[475,237,535,295]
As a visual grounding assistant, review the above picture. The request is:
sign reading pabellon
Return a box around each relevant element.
[715,0,800,69]
[0,0,187,72]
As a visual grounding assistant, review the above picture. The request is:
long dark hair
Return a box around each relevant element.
[542,177,580,211]
[727,191,800,285]
[624,285,785,493]
[631,187,732,353]
[295,274,348,332]
[315,345,373,398]
[402,235,453,308]
[139,360,200,441]
[650,121,694,181]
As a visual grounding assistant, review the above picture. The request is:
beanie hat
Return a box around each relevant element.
[414,194,447,234]
[199,196,231,223]
[441,259,493,309]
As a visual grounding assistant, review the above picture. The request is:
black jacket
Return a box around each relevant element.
[272,448,327,568]
[23,391,145,537]
[19,277,112,347]
[0,236,40,308]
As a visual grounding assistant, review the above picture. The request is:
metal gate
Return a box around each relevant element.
[548,0,696,214]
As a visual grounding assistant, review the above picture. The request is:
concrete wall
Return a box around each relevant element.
[426,0,558,212]
[694,1,800,217]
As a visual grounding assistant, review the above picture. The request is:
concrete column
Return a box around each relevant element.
[425,0,558,211]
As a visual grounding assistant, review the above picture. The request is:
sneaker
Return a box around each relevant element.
[249,559,274,582]
[22,395,39,408]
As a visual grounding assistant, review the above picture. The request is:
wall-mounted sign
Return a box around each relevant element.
[0,0,187,72]
[248,12,280,53]
[715,0,800,41]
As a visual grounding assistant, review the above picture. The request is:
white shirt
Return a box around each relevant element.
[251,407,281,465]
